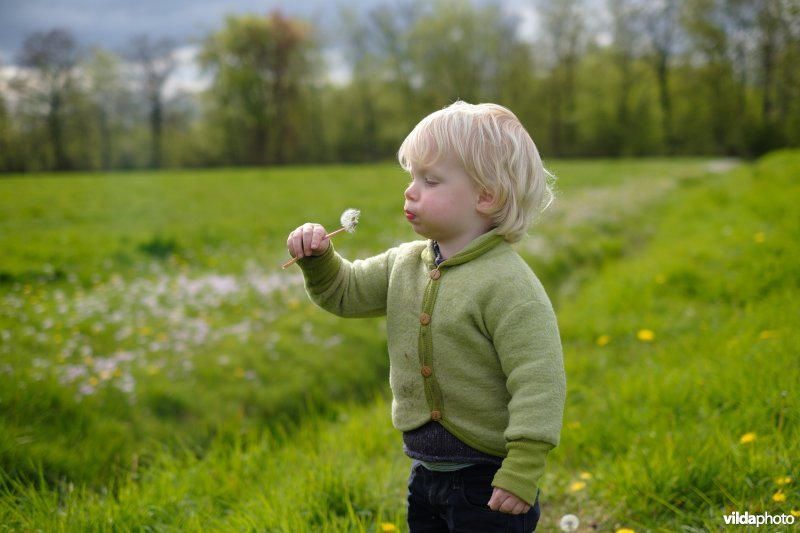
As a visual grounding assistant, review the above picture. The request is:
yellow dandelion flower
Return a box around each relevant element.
[579,472,593,480]
[145,365,160,375]
[596,334,611,347]
[138,326,152,336]
[739,432,757,444]
[637,329,655,342]
[84,356,94,367]
[772,491,786,502]
[88,376,99,387]
[380,523,397,532]
[775,476,792,485]
[616,529,636,533]
[287,298,301,310]
[568,481,586,492]
[754,232,766,243]
[233,367,245,379]
[759,330,779,339]
[791,510,800,517]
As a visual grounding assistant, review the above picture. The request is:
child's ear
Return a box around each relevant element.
[476,189,495,213]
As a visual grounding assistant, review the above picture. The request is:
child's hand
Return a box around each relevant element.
[286,223,330,260]
[487,487,531,515]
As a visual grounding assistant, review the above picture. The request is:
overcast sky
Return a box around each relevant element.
[0,0,545,92]
[0,0,402,63]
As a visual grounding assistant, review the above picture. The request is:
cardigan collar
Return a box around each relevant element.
[422,229,505,268]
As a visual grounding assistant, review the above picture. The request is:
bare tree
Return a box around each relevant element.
[16,28,81,170]
[128,35,176,168]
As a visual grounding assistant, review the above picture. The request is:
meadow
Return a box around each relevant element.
[0,153,797,531]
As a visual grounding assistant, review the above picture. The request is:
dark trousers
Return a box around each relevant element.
[406,463,540,533]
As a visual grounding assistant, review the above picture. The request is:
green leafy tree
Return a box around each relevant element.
[536,0,587,156]
[84,48,134,169]
[199,11,317,165]
[127,36,177,169]
[406,0,529,109]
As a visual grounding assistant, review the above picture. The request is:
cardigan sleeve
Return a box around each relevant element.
[297,243,394,318]
[489,298,566,504]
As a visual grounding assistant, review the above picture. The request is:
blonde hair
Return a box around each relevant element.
[398,101,554,243]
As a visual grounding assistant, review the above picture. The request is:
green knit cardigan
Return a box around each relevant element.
[298,230,566,504]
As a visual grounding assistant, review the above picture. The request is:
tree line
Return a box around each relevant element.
[0,0,798,172]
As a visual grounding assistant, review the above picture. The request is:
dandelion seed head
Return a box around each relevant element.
[559,514,580,532]
[340,208,360,233]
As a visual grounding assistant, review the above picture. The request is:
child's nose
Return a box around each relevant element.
[404,182,417,200]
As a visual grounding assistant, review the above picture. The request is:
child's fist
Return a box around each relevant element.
[286,223,330,260]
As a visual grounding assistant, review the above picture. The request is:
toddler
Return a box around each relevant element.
[286,101,566,532]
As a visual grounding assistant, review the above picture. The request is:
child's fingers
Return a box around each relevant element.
[286,231,298,259]
[309,224,329,253]
[487,487,530,515]
[286,224,329,260]
[301,223,316,255]
[288,225,310,259]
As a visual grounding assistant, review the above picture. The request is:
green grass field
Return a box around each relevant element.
[1,153,797,531]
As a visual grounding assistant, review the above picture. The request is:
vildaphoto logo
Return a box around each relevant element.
[723,511,796,526]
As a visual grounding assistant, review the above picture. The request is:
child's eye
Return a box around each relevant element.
[423,176,438,185]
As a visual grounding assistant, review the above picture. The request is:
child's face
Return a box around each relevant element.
[403,152,491,248]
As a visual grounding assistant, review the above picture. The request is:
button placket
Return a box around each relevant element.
[419,262,444,425]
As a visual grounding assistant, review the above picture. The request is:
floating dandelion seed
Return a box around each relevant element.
[560,514,580,532]
[282,208,361,269]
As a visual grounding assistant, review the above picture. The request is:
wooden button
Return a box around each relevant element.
[431,410,442,421]
[419,313,431,325]
[421,366,432,377]
[430,269,441,280]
